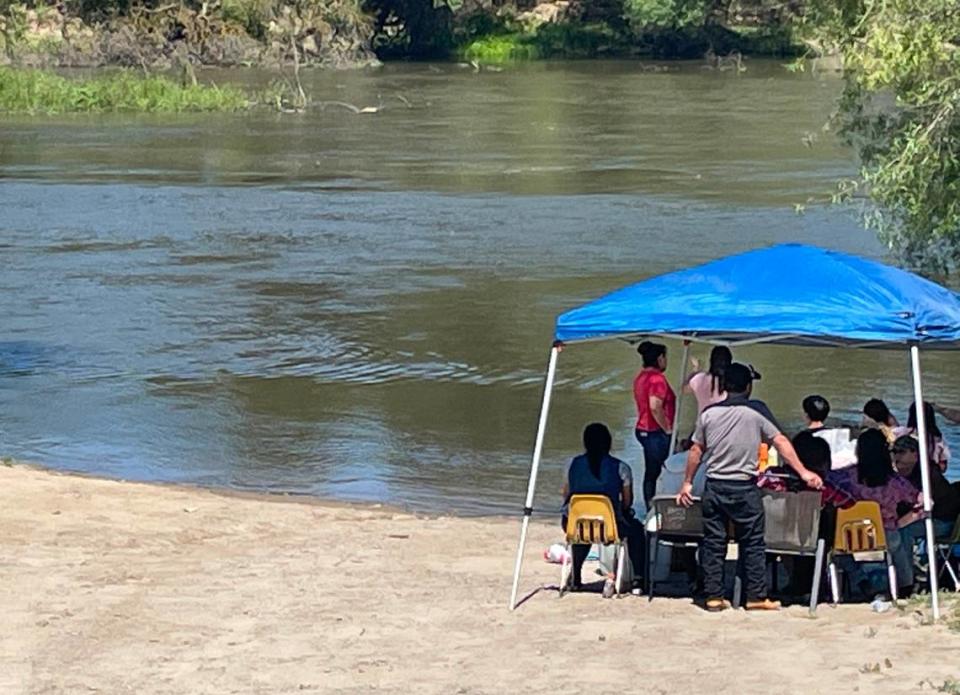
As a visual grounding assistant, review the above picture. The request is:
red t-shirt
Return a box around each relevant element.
[634,368,676,432]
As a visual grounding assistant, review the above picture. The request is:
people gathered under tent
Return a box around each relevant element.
[676,363,823,611]
[609,346,959,606]
[633,341,676,508]
[561,423,645,596]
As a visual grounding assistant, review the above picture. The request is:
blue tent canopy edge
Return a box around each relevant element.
[554,244,960,348]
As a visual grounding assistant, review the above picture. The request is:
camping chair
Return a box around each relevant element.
[935,516,960,591]
[761,490,827,615]
[560,495,628,597]
[646,495,703,601]
[828,501,898,603]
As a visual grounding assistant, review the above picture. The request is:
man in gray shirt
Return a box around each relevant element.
[676,363,822,611]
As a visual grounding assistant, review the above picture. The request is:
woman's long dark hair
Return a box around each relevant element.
[708,345,732,395]
[907,401,943,461]
[583,422,612,479]
[863,398,893,426]
[907,401,942,438]
[856,428,894,487]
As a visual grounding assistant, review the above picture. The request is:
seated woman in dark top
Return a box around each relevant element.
[561,422,645,595]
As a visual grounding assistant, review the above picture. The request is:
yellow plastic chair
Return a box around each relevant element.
[560,495,628,597]
[935,516,960,591]
[828,501,898,603]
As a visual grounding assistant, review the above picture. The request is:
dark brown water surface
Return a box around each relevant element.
[2,60,957,514]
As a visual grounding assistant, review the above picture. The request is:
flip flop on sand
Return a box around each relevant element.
[704,598,731,612]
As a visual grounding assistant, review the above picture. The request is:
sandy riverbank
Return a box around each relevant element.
[2,464,959,694]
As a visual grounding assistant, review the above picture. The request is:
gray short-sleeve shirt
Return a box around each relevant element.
[693,395,782,481]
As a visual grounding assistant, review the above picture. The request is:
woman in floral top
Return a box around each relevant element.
[827,429,920,593]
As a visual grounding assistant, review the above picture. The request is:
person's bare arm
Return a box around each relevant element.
[649,395,671,433]
[676,442,703,507]
[682,359,702,391]
[622,484,634,511]
[772,433,823,490]
[933,403,960,424]
[561,482,569,499]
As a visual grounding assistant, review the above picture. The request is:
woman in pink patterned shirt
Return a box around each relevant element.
[827,429,920,593]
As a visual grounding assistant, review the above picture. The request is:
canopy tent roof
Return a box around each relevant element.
[555,244,960,348]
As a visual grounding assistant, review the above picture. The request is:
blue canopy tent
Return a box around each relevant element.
[509,244,960,617]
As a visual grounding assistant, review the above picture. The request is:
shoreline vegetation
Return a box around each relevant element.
[2,461,960,693]
[0,65,253,112]
[0,0,812,74]
[0,0,817,115]
[0,1,821,113]
[0,0,818,114]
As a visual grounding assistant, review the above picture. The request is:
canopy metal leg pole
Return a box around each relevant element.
[509,344,561,611]
[669,340,691,455]
[910,344,941,620]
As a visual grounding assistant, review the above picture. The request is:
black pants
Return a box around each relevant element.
[562,514,645,586]
[636,429,670,509]
[701,478,766,601]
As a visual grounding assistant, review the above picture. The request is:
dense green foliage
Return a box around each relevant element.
[623,0,716,31]
[0,66,250,112]
[806,0,960,273]
[1,0,806,64]
[366,0,804,60]
[620,0,802,56]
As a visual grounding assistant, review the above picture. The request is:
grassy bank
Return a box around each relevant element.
[460,23,625,63]
[0,67,250,114]
[458,23,805,64]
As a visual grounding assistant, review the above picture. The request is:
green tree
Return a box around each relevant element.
[623,0,722,31]
[808,0,960,273]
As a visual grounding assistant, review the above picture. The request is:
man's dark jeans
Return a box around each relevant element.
[701,478,767,601]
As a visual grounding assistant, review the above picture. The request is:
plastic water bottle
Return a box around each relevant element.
[768,446,779,469]
[758,443,769,471]
[544,544,571,564]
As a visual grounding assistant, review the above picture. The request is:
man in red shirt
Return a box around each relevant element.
[634,341,676,507]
